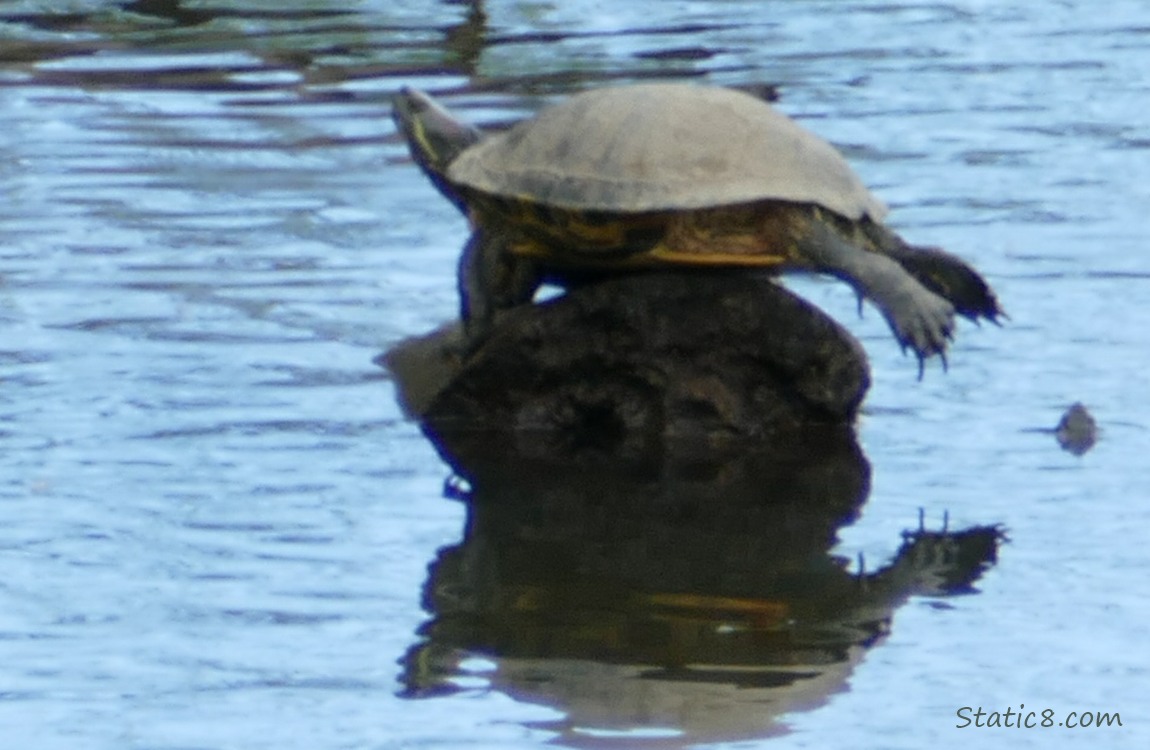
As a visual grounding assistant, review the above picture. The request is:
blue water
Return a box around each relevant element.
[2,1,1149,748]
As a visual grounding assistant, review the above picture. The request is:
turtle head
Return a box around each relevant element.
[392,87,482,212]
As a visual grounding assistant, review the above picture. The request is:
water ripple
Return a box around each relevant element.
[3,2,1150,749]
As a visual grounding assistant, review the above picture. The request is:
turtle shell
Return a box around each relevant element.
[448,82,887,221]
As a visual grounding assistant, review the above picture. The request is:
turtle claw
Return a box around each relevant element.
[882,281,956,375]
[967,306,1007,327]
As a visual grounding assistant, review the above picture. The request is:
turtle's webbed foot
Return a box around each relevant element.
[878,279,957,372]
[979,296,1008,326]
[952,277,1005,327]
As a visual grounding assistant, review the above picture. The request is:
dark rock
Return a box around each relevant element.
[1055,402,1098,456]
[384,271,869,457]
[383,322,466,420]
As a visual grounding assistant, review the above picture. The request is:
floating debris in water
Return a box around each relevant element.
[1055,402,1097,456]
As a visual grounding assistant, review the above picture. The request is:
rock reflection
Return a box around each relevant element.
[399,431,1003,745]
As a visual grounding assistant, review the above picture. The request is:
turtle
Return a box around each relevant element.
[392,82,1002,371]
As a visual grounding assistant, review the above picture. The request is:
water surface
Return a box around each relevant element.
[2,1,1149,748]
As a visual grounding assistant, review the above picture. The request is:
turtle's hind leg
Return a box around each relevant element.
[797,218,956,369]
[887,244,1004,323]
[862,222,1004,323]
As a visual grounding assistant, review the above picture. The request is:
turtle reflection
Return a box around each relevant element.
[400,431,1003,745]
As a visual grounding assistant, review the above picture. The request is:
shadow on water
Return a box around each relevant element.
[400,426,1004,746]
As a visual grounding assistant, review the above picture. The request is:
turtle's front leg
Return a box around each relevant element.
[458,227,541,349]
[457,230,490,337]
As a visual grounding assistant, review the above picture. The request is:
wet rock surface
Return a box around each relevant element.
[386,271,870,457]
